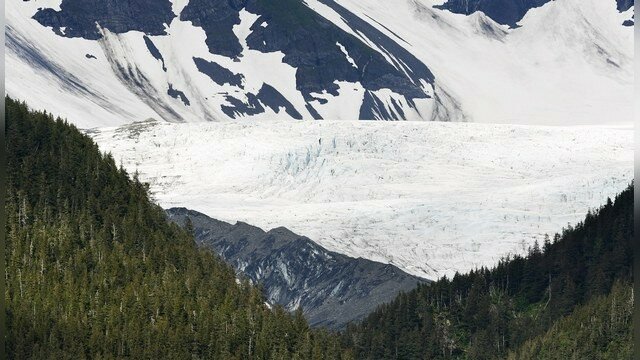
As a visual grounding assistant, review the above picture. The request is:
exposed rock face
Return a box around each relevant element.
[315,0,434,96]
[243,0,432,103]
[193,57,244,88]
[180,0,246,58]
[617,0,634,12]
[434,0,552,27]
[221,84,303,119]
[167,84,190,106]
[143,35,166,71]
[32,0,175,39]
[30,0,437,121]
[167,207,427,329]
[186,0,434,116]
[617,0,634,26]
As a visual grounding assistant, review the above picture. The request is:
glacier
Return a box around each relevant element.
[90,121,633,279]
[7,0,634,279]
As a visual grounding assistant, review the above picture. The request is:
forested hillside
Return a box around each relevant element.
[507,280,632,359]
[4,97,349,359]
[342,183,633,359]
[166,207,425,330]
[4,96,632,359]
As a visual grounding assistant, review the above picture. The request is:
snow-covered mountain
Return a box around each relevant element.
[89,120,633,280]
[6,0,634,280]
[6,0,633,126]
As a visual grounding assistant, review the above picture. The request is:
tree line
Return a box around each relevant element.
[5,96,632,359]
[341,181,632,359]
[5,97,351,359]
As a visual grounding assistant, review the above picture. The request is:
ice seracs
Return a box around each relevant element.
[90,120,633,279]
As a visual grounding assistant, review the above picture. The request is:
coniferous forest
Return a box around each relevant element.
[5,97,350,359]
[5,97,633,359]
[341,183,633,359]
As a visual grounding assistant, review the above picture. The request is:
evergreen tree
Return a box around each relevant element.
[4,97,349,359]
[343,180,633,359]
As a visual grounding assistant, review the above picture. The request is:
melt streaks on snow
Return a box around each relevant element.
[5,0,160,127]
[90,121,633,280]
[7,0,632,125]
[310,0,633,125]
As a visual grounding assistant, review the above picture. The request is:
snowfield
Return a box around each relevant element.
[317,0,634,125]
[90,121,633,279]
[6,0,633,125]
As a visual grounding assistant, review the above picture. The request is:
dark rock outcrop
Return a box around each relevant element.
[182,0,434,117]
[193,57,245,88]
[180,0,246,58]
[167,84,190,106]
[256,84,303,119]
[144,35,166,71]
[221,83,303,119]
[167,207,427,329]
[617,0,634,12]
[33,0,175,39]
[243,0,433,108]
[434,0,551,28]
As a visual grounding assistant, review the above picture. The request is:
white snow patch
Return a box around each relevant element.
[6,0,632,125]
[308,0,633,125]
[309,81,365,120]
[337,42,358,68]
[169,0,191,15]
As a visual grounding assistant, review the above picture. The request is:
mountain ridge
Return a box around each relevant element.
[167,207,427,329]
[24,0,438,122]
[8,0,632,126]
[5,96,351,358]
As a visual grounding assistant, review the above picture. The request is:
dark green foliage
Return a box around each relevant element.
[4,95,633,359]
[343,182,633,359]
[4,97,350,359]
[508,280,632,359]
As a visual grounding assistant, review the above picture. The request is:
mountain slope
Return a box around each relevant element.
[329,0,633,125]
[435,0,633,27]
[507,280,632,359]
[5,97,349,359]
[6,0,633,126]
[7,0,440,124]
[167,207,426,329]
[342,184,633,359]
[434,0,552,27]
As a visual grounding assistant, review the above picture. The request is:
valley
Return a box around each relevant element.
[90,120,633,279]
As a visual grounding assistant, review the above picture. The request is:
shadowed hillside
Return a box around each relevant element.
[4,97,350,359]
